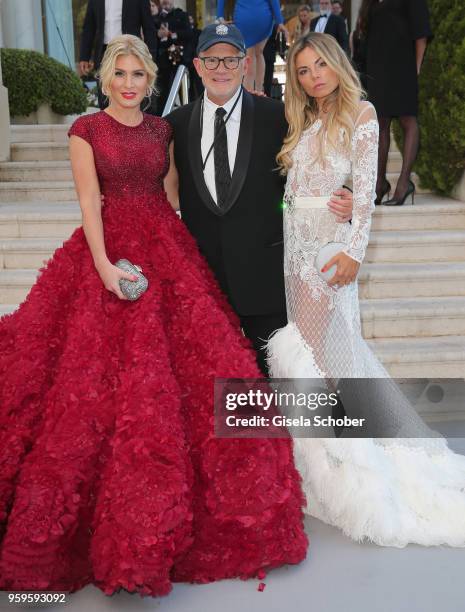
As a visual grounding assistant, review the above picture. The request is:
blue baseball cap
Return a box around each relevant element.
[197,22,246,55]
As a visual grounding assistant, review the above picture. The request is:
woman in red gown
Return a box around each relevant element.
[0,35,308,596]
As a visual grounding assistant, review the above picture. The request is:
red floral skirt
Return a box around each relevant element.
[0,194,308,596]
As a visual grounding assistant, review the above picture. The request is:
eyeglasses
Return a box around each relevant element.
[199,56,245,70]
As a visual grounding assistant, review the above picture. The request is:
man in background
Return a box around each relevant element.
[79,0,158,110]
[310,0,349,52]
[153,0,193,114]
[331,0,349,33]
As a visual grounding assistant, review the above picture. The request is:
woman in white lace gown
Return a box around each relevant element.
[267,33,465,547]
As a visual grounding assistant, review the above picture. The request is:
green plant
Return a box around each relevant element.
[393,0,465,195]
[0,48,87,118]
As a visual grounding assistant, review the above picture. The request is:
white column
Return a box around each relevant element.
[2,0,44,52]
[0,0,11,161]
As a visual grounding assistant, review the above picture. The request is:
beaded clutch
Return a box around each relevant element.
[115,259,148,301]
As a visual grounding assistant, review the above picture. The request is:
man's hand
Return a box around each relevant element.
[323,252,360,287]
[158,24,170,39]
[327,188,353,223]
[79,61,90,76]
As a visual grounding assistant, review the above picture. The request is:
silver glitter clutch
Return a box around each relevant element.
[115,259,148,301]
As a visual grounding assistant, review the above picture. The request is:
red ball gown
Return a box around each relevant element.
[0,111,308,596]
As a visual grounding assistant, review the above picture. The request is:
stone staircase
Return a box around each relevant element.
[1,123,465,379]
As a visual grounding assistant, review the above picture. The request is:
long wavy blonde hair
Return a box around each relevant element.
[277,33,363,174]
[98,34,158,100]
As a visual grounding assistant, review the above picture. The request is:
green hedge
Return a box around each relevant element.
[0,48,87,118]
[393,0,465,195]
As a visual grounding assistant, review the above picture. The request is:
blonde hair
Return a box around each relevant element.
[277,33,363,174]
[98,34,157,100]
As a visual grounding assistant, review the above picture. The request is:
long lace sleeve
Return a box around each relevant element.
[343,102,379,263]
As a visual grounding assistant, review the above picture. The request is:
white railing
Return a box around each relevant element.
[162,64,190,117]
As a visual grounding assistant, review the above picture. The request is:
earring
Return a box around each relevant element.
[146,87,152,97]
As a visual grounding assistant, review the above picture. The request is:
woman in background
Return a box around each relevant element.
[217,0,288,91]
[360,0,432,206]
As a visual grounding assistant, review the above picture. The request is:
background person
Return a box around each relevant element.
[153,0,194,114]
[360,0,432,206]
[79,0,158,110]
[217,0,289,92]
[291,4,314,43]
[310,0,349,53]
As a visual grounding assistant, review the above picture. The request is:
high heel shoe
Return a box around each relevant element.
[375,179,391,205]
[384,179,415,206]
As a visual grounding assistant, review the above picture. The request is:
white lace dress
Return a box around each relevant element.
[267,102,465,547]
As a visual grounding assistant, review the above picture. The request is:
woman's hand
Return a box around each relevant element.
[95,259,138,300]
[322,252,360,287]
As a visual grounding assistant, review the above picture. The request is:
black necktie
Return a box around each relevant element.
[214,107,231,210]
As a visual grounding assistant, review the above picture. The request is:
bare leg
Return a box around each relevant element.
[394,115,419,198]
[254,40,268,92]
[244,47,256,91]
[376,116,391,201]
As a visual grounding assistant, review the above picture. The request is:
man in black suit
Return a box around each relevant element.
[165,23,353,375]
[153,0,194,114]
[310,0,349,53]
[79,0,158,110]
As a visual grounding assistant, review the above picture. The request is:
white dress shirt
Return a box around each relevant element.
[201,87,243,205]
[315,13,329,33]
[104,0,123,44]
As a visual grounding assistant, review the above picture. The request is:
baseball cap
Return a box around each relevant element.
[196,22,246,55]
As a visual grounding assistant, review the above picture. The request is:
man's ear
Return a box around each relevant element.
[193,57,203,78]
[243,54,251,76]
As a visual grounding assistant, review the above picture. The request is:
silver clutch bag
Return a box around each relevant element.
[314,242,346,283]
[115,259,148,301]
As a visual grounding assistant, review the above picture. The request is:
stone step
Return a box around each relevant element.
[366,229,465,263]
[359,262,465,299]
[360,296,465,339]
[367,335,465,377]
[0,304,18,318]
[386,172,431,196]
[0,269,38,303]
[371,196,465,231]
[0,203,80,238]
[1,294,463,378]
[0,161,72,182]
[0,238,63,269]
[11,142,70,162]
[10,124,69,144]
[0,181,76,202]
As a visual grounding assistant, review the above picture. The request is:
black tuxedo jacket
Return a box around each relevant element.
[79,0,157,69]
[310,14,349,53]
[166,91,288,317]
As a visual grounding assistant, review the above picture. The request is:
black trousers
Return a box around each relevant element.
[240,312,287,377]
